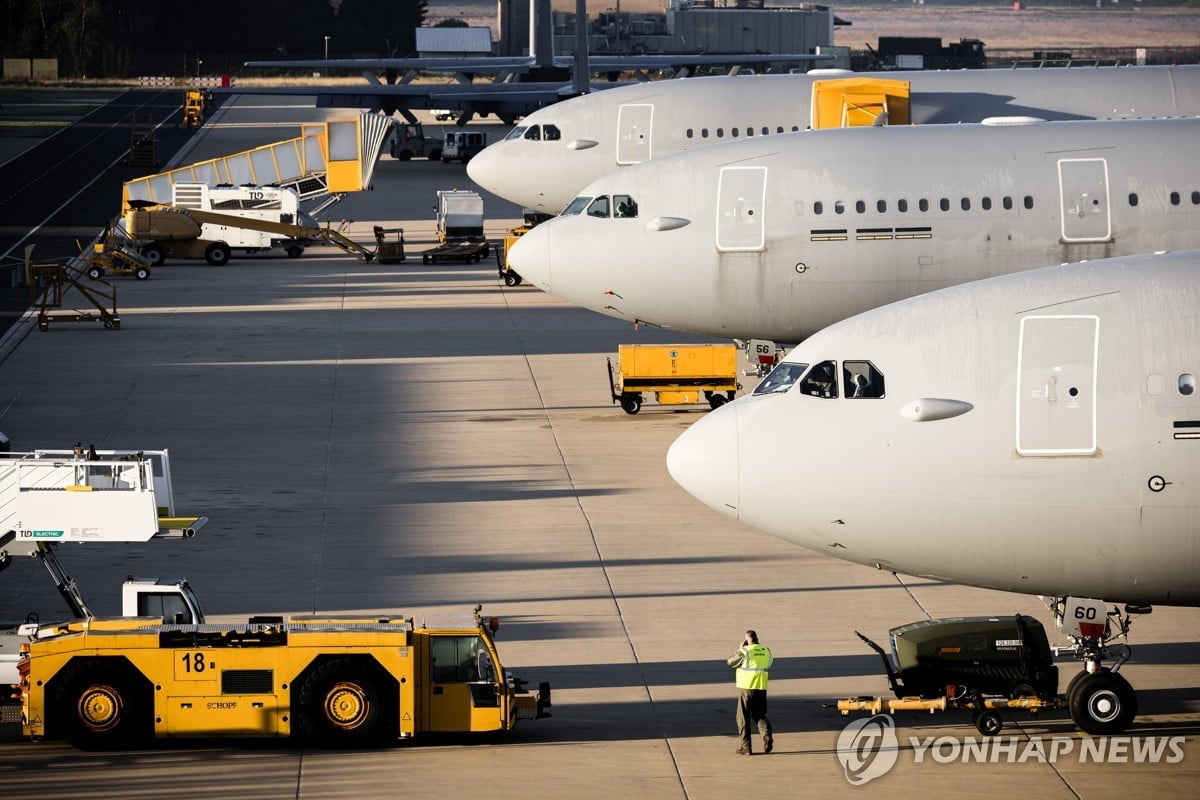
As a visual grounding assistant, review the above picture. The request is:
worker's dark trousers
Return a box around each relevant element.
[736,688,772,750]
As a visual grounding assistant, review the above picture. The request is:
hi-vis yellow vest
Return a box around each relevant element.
[736,644,772,690]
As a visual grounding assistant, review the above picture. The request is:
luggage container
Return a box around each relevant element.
[607,344,739,414]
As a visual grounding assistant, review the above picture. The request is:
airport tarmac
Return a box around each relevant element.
[0,94,1197,799]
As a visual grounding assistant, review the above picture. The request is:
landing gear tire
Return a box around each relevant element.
[296,658,392,745]
[621,394,642,415]
[204,242,231,266]
[972,708,1004,737]
[1069,670,1137,735]
[54,660,150,749]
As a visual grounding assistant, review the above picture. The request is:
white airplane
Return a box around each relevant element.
[468,64,1200,213]
[505,116,1200,345]
[667,249,1200,735]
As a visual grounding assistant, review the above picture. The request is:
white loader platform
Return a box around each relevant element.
[0,448,206,561]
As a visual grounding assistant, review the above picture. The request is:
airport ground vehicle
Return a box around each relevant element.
[17,606,550,746]
[126,184,318,265]
[423,190,490,263]
[1,446,207,718]
[81,225,152,281]
[606,344,739,415]
[180,89,209,130]
[495,209,553,286]
[833,614,1139,737]
[389,122,442,161]
[442,130,489,163]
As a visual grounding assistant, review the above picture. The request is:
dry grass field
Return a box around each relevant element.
[830,4,1200,58]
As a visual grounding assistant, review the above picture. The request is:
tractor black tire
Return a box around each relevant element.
[141,243,166,266]
[135,267,150,281]
[204,242,231,266]
[621,395,642,415]
[286,245,304,258]
[52,660,151,749]
[295,658,392,746]
[1069,670,1137,735]
[86,266,104,280]
[428,148,443,161]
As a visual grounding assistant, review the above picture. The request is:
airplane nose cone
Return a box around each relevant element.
[507,224,552,292]
[667,403,740,519]
[465,145,498,195]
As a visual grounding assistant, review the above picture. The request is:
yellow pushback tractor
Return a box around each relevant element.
[18,608,550,747]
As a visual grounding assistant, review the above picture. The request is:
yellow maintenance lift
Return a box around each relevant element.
[18,607,550,747]
[607,344,740,415]
[810,77,911,129]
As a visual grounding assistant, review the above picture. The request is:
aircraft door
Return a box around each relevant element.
[1058,158,1111,242]
[1015,315,1099,456]
[616,104,653,165]
[715,166,767,252]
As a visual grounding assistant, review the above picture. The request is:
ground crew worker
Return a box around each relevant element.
[726,629,773,755]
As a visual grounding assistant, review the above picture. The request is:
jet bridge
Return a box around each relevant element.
[120,112,394,213]
[0,448,207,562]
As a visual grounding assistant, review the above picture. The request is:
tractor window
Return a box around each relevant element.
[431,635,493,683]
[562,195,592,216]
[843,360,885,399]
[754,361,809,395]
[137,592,195,625]
[505,126,527,140]
[586,196,611,218]
[798,360,838,398]
[613,194,638,218]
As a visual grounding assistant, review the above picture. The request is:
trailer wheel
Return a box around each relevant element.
[504,271,522,287]
[972,708,1003,737]
[204,242,231,266]
[135,267,150,281]
[297,658,390,745]
[621,395,642,415]
[141,243,165,266]
[54,660,150,749]
[1069,670,1137,735]
[285,245,304,258]
[708,394,727,410]
[86,265,104,280]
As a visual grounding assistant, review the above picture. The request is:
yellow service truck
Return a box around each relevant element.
[17,608,549,747]
[607,343,740,415]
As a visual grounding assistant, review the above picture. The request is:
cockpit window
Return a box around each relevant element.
[843,360,885,398]
[543,124,561,141]
[505,126,527,141]
[754,361,809,395]
[562,195,592,216]
[524,126,542,141]
[614,195,638,218]
[586,196,611,218]
[798,360,838,398]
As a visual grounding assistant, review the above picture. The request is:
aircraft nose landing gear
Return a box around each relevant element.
[1047,596,1147,735]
